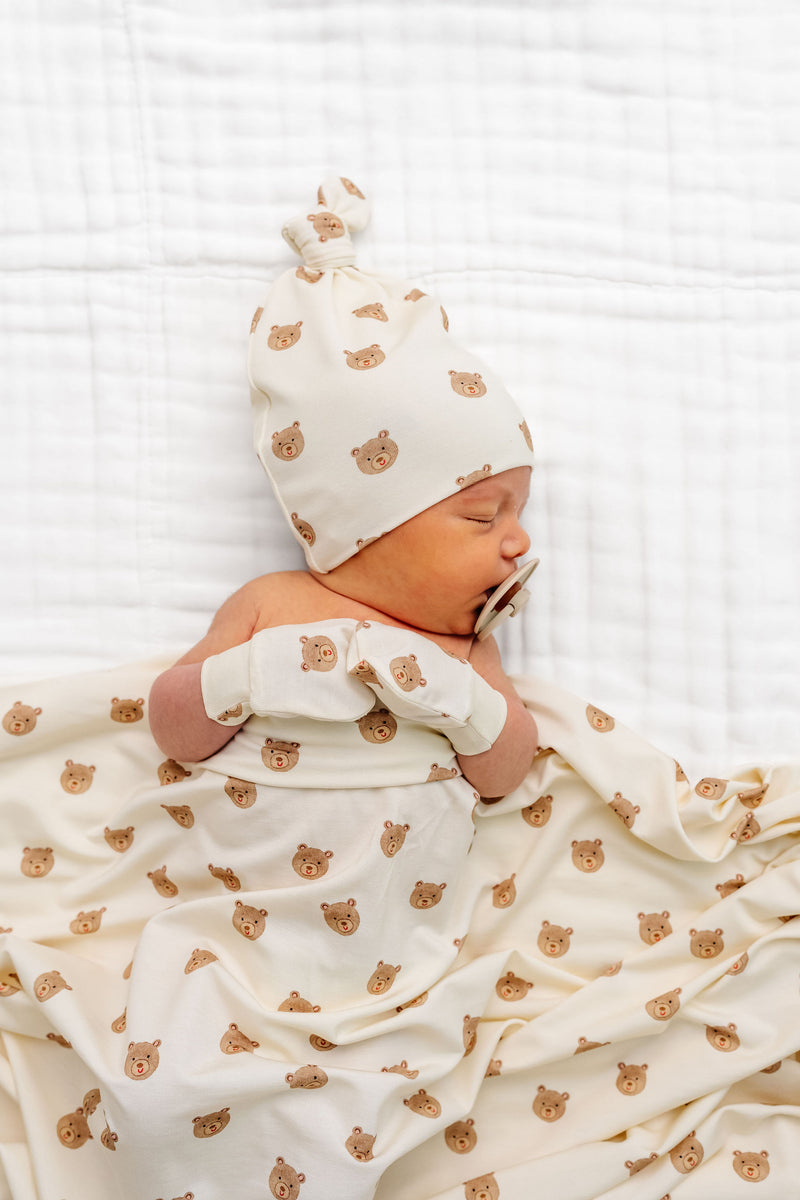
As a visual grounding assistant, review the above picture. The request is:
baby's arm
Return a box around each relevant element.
[457,634,539,801]
[148,583,261,763]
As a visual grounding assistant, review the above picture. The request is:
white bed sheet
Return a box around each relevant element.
[1,0,798,780]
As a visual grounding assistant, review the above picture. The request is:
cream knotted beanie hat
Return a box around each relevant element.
[248,175,534,573]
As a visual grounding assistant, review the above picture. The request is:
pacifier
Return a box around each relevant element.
[473,559,539,641]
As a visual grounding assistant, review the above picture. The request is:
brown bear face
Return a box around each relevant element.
[290,512,316,546]
[261,739,300,772]
[34,970,72,1001]
[69,908,106,935]
[296,266,323,284]
[110,698,144,723]
[574,1038,609,1054]
[184,948,217,974]
[380,821,409,857]
[522,794,552,827]
[689,928,724,958]
[519,419,533,451]
[340,177,365,198]
[695,776,728,799]
[716,873,745,898]
[232,901,268,940]
[736,783,768,808]
[100,1124,118,1150]
[81,1088,101,1116]
[404,288,427,302]
[111,1010,127,1033]
[608,792,639,827]
[161,803,194,826]
[344,344,385,370]
[147,866,178,898]
[352,302,387,321]
[538,921,573,958]
[124,1039,161,1080]
[463,1173,499,1200]
[532,1086,569,1122]
[637,911,672,944]
[192,1108,230,1138]
[267,322,303,351]
[463,1014,479,1054]
[20,846,54,878]
[321,899,360,935]
[389,654,425,691]
[732,813,761,843]
[571,839,604,872]
[309,1034,337,1051]
[345,1127,375,1161]
[308,210,344,240]
[484,1058,502,1076]
[645,988,681,1020]
[456,465,492,489]
[625,1154,658,1176]
[352,431,398,474]
[60,759,95,794]
[727,951,749,976]
[732,1151,769,1182]
[272,421,305,461]
[357,709,397,744]
[56,1108,92,1148]
[382,1060,418,1078]
[220,1023,259,1054]
[449,370,486,398]
[495,971,533,1001]
[367,961,401,995]
[250,306,264,333]
[409,881,446,909]
[157,759,191,785]
[444,1119,476,1154]
[396,990,428,1013]
[492,874,517,907]
[349,659,382,686]
[47,1032,72,1047]
[208,864,241,891]
[269,1156,306,1198]
[292,844,333,879]
[706,1023,739,1052]
[225,777,257,808]
[285,1064,328,1089]
[3,701,42,735]
[278,991,321,1013]
[0,974,21,998]
[427,763,458,782]
[616,1062,647,1095]
[403,1089,441,1118]
[586,705,614,732]
[300,635,338,672]
[104,826,134,852]
[670,1132,704,1172]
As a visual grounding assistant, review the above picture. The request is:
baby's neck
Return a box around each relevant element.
[252,571,473,658]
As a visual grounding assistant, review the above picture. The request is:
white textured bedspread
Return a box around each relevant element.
[1,1,798,780]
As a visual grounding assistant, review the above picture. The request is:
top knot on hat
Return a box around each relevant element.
[249,175,534,573]
[282,176,371,271]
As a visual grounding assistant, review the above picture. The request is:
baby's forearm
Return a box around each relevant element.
[149,662,238,763]
[456,636,539,800]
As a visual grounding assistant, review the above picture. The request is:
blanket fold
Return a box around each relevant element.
[1,649,798,1200]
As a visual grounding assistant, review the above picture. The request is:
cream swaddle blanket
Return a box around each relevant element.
[1,633,799,1199]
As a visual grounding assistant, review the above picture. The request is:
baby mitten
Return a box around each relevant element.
[200,621,375,726]
[346,624,507,755]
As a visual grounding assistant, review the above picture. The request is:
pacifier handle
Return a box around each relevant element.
[474,559,539,641]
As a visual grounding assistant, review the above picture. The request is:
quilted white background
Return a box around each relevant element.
[1,0,798,777]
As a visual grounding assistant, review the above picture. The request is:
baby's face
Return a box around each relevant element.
[329,467,531,636]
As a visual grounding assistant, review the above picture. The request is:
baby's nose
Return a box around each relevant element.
[506,521,531,559]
